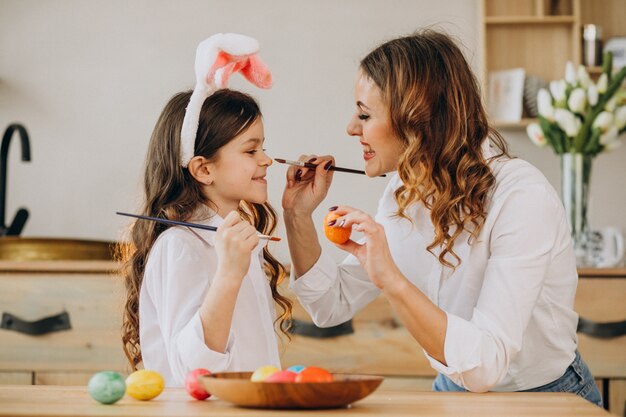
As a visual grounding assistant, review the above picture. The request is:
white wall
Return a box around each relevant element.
[1,0,623,264]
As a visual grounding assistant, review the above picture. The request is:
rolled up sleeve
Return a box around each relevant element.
[290,250,380,327]
[425,184,562,392]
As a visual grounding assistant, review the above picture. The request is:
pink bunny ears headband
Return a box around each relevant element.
[180,33,273,167]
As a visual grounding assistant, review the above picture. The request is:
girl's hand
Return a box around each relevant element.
[282,155,335,217]
[329,206,403,291]
[214,211,259,284]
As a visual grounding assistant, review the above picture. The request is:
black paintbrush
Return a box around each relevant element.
[116,212,280,242]
[274,158,386,177]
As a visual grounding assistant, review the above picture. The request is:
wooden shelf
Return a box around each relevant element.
[485,16,575,24]
[482,0,626,127]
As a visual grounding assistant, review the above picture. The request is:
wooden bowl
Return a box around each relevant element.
[200,372,384,409]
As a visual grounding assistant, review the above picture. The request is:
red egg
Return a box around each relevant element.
[294,366,333,383]
[185,368,211,400]
[265,370,297,383]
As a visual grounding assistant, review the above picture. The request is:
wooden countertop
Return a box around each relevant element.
[577,267,626,277]
[0,386,609,416]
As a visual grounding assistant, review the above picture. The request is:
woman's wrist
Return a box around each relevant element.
[283,208,313,221]
[380,268,411,299]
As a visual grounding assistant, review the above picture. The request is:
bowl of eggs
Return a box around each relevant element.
[200,365,383,409]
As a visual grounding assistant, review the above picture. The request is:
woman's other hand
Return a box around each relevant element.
[282,155,335,216]
[329,206,403,291]
[214,211,259,284]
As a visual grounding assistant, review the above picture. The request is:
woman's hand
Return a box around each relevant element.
[214,211,259,284]
[282,155,335,217]
[329,206,404,291]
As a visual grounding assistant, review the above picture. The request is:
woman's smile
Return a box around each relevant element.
[361,141,375,161]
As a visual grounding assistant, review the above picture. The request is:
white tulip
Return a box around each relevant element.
[605,140,622,151]
[554,109,582,137]
[577,66,591,88]
[565,61,577,85]
[600,126,619,145]
[596,73,608,94]
[615,106,626,130]
[526,123,548,147]
[601,127,623,152]
[587,84,599,106]
[568,88,587,113]
[593,111,614,132]
[550,80,567,102]
[605,97,617,112]
[537,88,554,120]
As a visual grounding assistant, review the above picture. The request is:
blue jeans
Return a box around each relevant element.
[432,351,603,408]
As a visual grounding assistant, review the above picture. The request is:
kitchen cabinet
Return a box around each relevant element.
[0,261,128,386]
[576,268,626,416]
[1,262,623,414]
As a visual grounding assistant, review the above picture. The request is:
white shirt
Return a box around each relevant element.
[140,212,281,387]
[290,146,579,392]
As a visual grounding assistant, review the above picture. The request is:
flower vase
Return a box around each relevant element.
[560,152,593,266]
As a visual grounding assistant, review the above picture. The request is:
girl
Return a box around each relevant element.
[282,30,602,406]
[120,35,291,387]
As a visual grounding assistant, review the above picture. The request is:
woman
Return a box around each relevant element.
[282,30,602,406]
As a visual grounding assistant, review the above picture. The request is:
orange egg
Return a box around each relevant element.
[323,211,352,244]
[294,366,334,383]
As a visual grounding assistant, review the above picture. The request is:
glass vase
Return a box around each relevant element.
[560,152,593,266]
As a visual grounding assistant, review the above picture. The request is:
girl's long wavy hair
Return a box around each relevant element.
[360,30,509,268]
[119,89,291,370]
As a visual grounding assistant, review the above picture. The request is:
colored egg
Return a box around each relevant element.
[87,371,126,404]
[125,370,164,401]
[287,365,306,373]
[265,369,297,383]
[324,211,352,244]
[295,366,334,383]
[251,365,280,382]
[185,368,211,400]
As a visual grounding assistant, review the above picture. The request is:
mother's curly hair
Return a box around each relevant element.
[360,29,509,268]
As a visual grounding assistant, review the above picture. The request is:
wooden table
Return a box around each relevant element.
[0,386,609,416]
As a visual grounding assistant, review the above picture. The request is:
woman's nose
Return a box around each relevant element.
[346,116,360,137]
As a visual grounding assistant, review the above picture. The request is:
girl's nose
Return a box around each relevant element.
[261,151,272,167]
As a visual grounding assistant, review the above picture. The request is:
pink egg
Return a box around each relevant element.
[185,368,211,400]
[265,370,297,383]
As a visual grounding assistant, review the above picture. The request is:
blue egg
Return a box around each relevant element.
[287,365,306,373]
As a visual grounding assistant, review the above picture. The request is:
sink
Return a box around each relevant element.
[0,237,119,261]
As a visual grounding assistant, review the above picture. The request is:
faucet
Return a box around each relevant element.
[0,124,31,236]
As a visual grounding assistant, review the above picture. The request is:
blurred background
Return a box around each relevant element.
[0,0,624,265]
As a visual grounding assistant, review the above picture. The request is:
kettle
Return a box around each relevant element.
[586,227,624,268]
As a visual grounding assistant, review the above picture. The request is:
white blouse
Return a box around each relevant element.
[290,147,579,392]
[139,213,281,387]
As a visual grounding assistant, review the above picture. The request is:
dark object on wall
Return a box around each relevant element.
[1,311,71,336]
[0,124,31,236]
[577,316,626,339]
[288,318,354,338]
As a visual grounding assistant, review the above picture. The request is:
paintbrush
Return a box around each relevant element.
[116,212,281,242]
[274,158,386,177]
